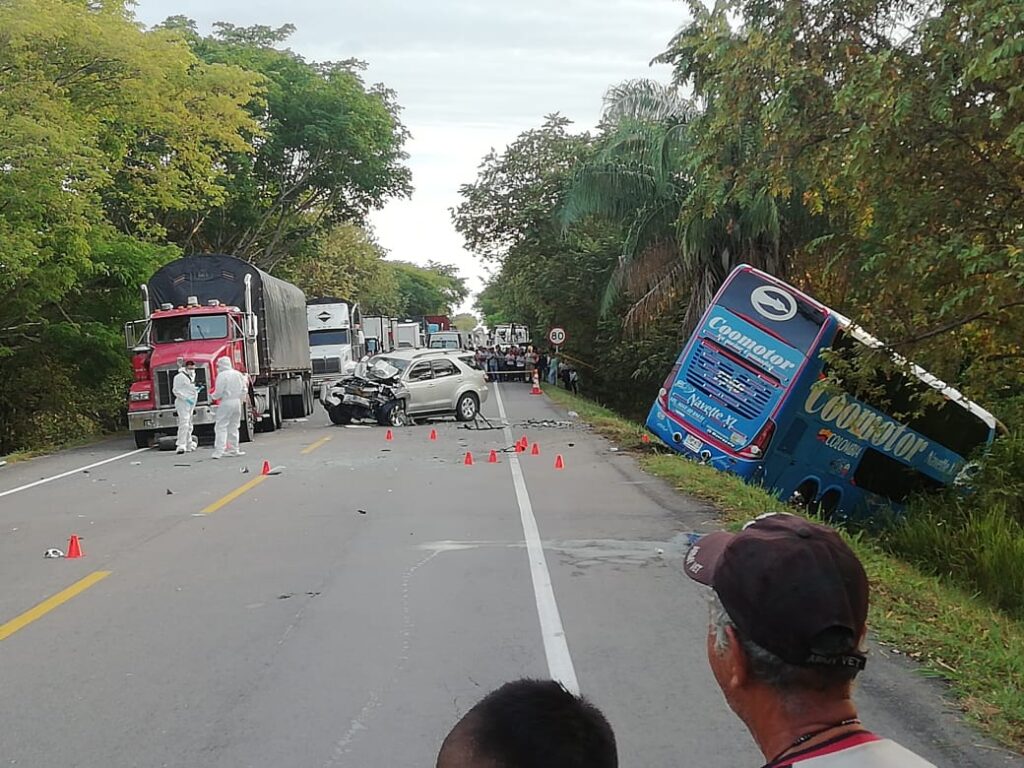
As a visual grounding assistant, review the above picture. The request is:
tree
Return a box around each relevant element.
[452,313,479,331]
[0,0,258,451]
[386,262,468,317]
[657,0,1024,401]
[160,21,413,269]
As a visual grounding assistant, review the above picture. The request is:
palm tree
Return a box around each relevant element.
[562,78,823,335]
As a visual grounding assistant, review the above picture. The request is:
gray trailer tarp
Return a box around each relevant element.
[148,254,310,376]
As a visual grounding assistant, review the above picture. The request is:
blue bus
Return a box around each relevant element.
[646,265,1003,517]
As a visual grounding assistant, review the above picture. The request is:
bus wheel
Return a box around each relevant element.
[789,481,818,512]
[818,490,842,519]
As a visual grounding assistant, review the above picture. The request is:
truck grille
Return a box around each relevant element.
[155,366,210,408]
[313,357,342,375]
[685,342,776,421]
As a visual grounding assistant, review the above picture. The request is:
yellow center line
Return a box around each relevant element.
[0,570,112,642]
[199,475,267,515]
[301,436,332,455]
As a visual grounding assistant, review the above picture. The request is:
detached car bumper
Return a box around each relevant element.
[128,405,216,431]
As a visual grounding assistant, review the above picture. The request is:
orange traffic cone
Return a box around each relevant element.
[530,370,542,395]
[386,429,394,441]
[488,450,499,464]
[429,429,437,441]
[520,436,529,449]
[515,441,524,453]
[261,460,271,476]
[554,454,565,470]
[464,451,475,466]
[641,434,650,444]
[531,442,540,456]
[66,535,83,559]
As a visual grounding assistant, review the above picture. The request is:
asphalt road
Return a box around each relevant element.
[0,385,1019,767]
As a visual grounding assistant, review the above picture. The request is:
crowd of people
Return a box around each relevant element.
[435,513,936,767]
[473,344,579,393]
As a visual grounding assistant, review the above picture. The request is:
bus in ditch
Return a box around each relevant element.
[646,265,1003,518]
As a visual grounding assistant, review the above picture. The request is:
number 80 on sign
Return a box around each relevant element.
[548,327,567,346]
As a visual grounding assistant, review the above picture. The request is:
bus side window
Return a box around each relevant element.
[853,448,943,502]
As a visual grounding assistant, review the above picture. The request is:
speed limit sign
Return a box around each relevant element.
[548,327,567,346]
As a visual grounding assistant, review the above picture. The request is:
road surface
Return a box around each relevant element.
[0,385,1018,767]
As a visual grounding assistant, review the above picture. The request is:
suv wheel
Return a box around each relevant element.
[455,392,479,422]
[378,400,407,427]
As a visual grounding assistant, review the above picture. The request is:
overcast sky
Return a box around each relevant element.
[133,0,687,313]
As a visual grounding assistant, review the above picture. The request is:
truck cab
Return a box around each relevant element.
[307,298,365,395]
[126,300,254,448]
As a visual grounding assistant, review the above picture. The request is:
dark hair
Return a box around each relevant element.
[462,679,617,768]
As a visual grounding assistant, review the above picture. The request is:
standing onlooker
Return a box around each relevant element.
[524,344,536,383]
[684,513,935,767]
[547,349,560,386]
[515,346,526,382]
[568,366,579,395]
[537,349,549,383]
[436,678,617,768]
[504,346,516,381]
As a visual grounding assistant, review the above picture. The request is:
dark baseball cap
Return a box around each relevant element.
[685,513,868,670]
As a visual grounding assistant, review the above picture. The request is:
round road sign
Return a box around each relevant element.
[548,327,567,346]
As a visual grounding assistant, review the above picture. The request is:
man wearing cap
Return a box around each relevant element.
[685,512,934,767]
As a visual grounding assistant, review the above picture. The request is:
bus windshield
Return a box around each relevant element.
[153,315,228,343]
[716,269,826,354]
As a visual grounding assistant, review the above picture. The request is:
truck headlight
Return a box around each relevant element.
[130,390,152,402]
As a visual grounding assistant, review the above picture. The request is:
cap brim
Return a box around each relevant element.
[684,531,733,586]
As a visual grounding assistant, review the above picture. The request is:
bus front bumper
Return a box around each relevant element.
[646,400,760,478]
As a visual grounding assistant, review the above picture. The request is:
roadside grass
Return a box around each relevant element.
[544,385,1024,753]
[0,432,128,465]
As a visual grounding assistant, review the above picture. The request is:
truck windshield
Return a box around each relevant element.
[153,315,229,343]
[309,329,350,346]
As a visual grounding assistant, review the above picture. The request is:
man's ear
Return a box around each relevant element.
[725,624,750,689]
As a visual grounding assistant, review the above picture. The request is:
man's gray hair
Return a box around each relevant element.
[707,591,863,693]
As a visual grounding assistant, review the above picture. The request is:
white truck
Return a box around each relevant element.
[428,330,467,350]
[493,323,530,346]
[393,320,424,349]
[363,315,395,356]
[307,298,365,394]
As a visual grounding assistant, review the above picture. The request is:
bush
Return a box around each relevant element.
[884,433,1024,619]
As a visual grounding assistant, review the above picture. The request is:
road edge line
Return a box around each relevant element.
[0,448,150,500]
[493,383,580,695]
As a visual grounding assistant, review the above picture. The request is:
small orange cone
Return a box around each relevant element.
[261,460,271,475]
[520,436,529,448]
[386,429,394,441]
[515,441,524,453]
[66,535,83,559]
[429,429,437,441]
[488,450,498,463]
[641,434,650,444]
[531,442,540,456]
[464,451,474,466]
[554,454,565,470]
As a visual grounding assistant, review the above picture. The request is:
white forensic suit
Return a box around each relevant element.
[171,365,199,454]
[210,357,248,458]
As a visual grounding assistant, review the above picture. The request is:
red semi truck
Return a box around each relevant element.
[124,254,314,448]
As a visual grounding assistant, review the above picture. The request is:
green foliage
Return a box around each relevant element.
[386,261,468,317]
[451,313,479,331]
[167,23,412,268]
[886,433,1024,619]
[276,222,401,313]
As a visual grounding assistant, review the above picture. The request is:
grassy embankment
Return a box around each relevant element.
[544,385,1024,753]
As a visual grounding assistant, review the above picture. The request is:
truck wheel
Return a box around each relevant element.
[377,401,406,427]
[455,392,479,422]
[133,431,152,449]
[328,406,353,425]
[240,406,254,443]
[259,392,278,433]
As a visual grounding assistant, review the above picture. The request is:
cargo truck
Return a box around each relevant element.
[307,297,365,395]
[363,316,396,355]
[124,254,314,448]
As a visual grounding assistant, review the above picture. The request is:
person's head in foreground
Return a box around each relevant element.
[686,512,934,767]
[436,678,617,768]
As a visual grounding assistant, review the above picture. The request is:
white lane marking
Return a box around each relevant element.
[0,447,150,499]
[493,383,580,695]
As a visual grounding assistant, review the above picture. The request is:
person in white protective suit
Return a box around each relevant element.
[210,356,248,459]
[172,360,199,455]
